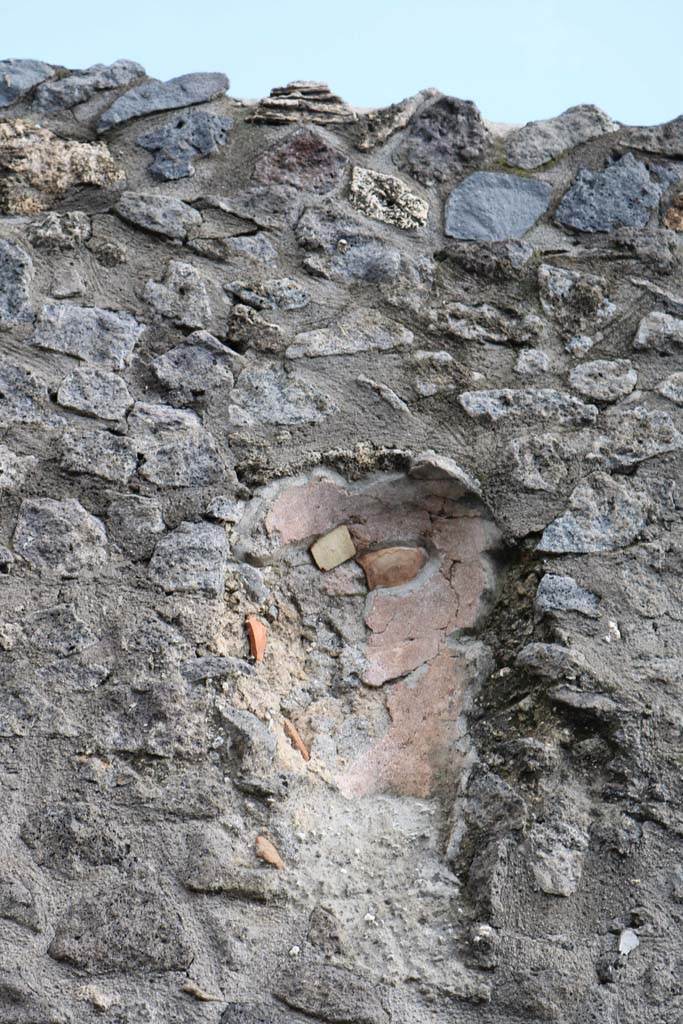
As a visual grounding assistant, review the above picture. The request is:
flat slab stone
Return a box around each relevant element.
[458,388,597,426]
[535,574,600,618]
[445,173,552,241]
[0,59,54,107]
[310,525,356,571]
[568,359,637,402]
[97,72,229,132]
[31,303,144,369]
[633,311,683,353]
[114,192,202,241]
[288,310,413,359]
[56,366,133,419]
[506,104,618,170]
[34,60,144,112]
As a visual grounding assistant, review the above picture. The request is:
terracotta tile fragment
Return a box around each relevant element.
[357,545,428,589]
[255,835,285,869]
[283,717,311,761]
[310,524,356,571]
[245,614,267,661]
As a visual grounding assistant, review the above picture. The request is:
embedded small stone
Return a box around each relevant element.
[459,388,597,426]
[515,348,550,377]
[535,574,600,618]
[97,71,229,132]
[255,835,285,870]
[310,525,356,571]
[13,498,107,575]
[0,58,54,107]
[357,546,428,590]
[506,104,618,170]
[663,190,683,230]
[246,615,267,662]
[57,367,133,419]
[569,359,637,402]
[26,211,92,250]
[34,59,144,112]
[137,109,233,180]
[60,429,138,484]
[555,153,677,233]
[229,366,334,426]
[0,240,33,326]
[143,260,211,328]
[394,95,490,185]
[253,127,347,194]
[633,311,683,353]
[445,173,552,241]
[148,521,229,596]
[288,310,413,359]
[114,191,202,241]
[152,333,234,397]
[537,473,650,553]
[31,303,144,369]
[657,372,683,404]
[595,406,682,470]
[349,166,428,230]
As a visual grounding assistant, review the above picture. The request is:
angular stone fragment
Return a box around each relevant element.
[555,153,677,232]
[353,89,437,151]
[48,885,193,971]
[274,964,389,1024]
[663,190,683,230]
[107,495,165,559]
[246,615,267,661]
[0,59,54,107]
[229,366,334,427]
[537,473,650,553]
[569,359,637,402]
[349,166,428,230]
[535,574,600,618]
[446,301,546,346]
[0,361,59,427]
[60,428,138,483]
[152,333,234,398]
[57,366,133,419]
[458,388,597,426]
[595,407,682,469]
[26,210,92,250]
[357,546,428,590]
[34,59,144,112]
[288,310,413,359]
[527,821,589,896]
[633,311,683,353]
[515,348,549,376]
[0,445,37,491]
[295,201,405,282]
[13,498,107,575]
[657,372,683,404]
[148,521,229,596]
[31,303,144,369]
[137,109,233,180]
[515,642,589,681]
[506,104,618,169]
[445,172,552,241]
[621,115,683,157]
[0,120,123,214]
[97,71,229,132]
[507,435,567,493]
[225,278,309,311]
[114,191,202,241]
[0,877,42,932]
[143,260,211,328]
[0,240,33,326]
[538,263,616,335]
[247,81,356,125]
[253,127,347,194]
[310,525,356,571]
[27,603,98,656]
[395,95,490,185]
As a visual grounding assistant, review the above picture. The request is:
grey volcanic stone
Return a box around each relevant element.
[26,210,92,250]
[137,109,233,180]
[57,366,133,419]
[97,71,229,132]
[148,521,229,596]
[0,362,58,427]
[596,406,682,469]
[0,445,37,491]
[60,428,138,484]
[506,105,618,169]
[31,303,144,368]
[144,260,211,328]
[537,473,650,552]
[114,191,202,241]
[0,240,33,326]
[657,372,683,404]
[555,153,678,232]
[394,95,490,185]
[229,366,334,426]
[288,310,413,359]
[458,388,597,426]
[445,173,552,241]
[633,311,683,353]
[34,59,144,112]
[622,115,683,157]
[152,333,234,397]
[0,58,54,107]
[568,359,637,402]
[107,495,165,560]
[13,497,107,575]
[28,603,98,656]
[274,963,390,1024]
[253,127,348,194]
[535,574,600,618]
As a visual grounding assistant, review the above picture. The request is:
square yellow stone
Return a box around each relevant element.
[310,525,356,571]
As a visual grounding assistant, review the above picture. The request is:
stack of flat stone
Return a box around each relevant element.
[247,81,357,124]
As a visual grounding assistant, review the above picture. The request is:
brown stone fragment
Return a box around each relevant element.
[255,835,285,870]
[357,545,428,590]
[310,524,356,571]
[246,615,267,661]
[283,718,311,761]
[181,981,221,1002]
[664,192,683,230]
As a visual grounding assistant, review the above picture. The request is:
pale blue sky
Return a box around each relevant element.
[2,0,682,125]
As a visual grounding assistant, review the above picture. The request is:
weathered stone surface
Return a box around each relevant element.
[152,333,234,397]
[621,115,683,157]
[148,521,228,595]
[0,120,122,214]
[0,240,33,326]
[459,388,597,425]
[0,362,58,427]
[0,445,37,491]
[514,348,549,376]
[445,173,552,241]
[506,104,618,169]
[274,964,389,1024]
[225,277,309,311]
[143,260,211,328]
[57,366,133,419]
[128,402,225,487]
[633,310,683,353]
[13,498,107,574]
[229,366,334,426]
[137,109,233,179]
[31,303,144,368]
[555,153,678,232]
[537,473,650,552]
[295,201,406,282]
[527,820,589,896]
[657,372,683,404]
[107,495,165,559]
[0,58,54,107]
[253,127,347,194]
[664,190,683,230]
[595,406,682,469]
[114,191,202,241]
[349,166,428,229]
[568,359,637,401]
[26,210,92,250]
[535,574,600,617]
[34,59,144,112]
[288,310,413,359]
[394,95,490,185]
[60,428,138,483]
[97,71,229,132]
[247,81,356,125]
[353,89,437,151]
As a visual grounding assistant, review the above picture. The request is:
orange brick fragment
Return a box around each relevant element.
[283,718,311,761]
[245,615,267,661]
[255,835,285,870]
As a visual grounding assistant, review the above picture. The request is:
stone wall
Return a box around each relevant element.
[0,59,681,1023]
